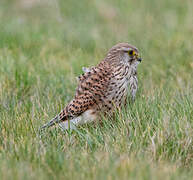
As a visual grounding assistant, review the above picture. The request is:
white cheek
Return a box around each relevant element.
[135,61,140,66]
[123,53,130,63]
[131,61,140,69]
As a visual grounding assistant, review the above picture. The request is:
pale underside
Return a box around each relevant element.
[59,109,97,130]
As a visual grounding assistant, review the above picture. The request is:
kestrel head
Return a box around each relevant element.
[105,43,142,67]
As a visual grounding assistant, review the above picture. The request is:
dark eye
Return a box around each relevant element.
[128,50,134,56]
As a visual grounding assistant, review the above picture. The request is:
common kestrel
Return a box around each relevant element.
[41,43,142,130]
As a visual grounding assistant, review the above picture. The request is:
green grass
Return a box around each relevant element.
[0,0,193,179]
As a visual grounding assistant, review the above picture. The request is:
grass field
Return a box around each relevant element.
[0,0,193,179]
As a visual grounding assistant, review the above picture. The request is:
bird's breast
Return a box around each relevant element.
[104,67,132,109]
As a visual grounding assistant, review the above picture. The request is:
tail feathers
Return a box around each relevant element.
[41,114,61,129]
[40,106,74,130]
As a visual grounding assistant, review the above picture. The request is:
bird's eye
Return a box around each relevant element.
[128,50,135,56]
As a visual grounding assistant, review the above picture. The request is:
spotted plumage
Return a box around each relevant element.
[41,43,142,130]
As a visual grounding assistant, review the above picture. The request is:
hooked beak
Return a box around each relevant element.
[137,57,142,62]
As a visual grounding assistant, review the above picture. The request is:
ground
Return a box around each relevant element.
[0,0,193,179]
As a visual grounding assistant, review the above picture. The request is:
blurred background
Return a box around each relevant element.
[1,0,193,53]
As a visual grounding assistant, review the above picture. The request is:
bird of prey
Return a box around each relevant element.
[41,43,142,130]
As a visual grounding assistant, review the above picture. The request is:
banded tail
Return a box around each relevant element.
[41,114,60,129]
[40,107,73,129]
